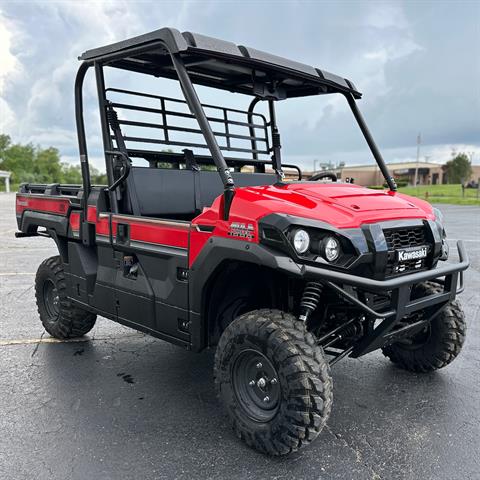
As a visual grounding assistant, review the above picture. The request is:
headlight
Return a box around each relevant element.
[293,229,310,254]
[260,220,357,268]
[322,236,341,262]
[433,207,449,260]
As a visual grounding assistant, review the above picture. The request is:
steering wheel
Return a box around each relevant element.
[308,171,338,182]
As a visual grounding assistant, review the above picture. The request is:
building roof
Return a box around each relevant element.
[79,28,361,99]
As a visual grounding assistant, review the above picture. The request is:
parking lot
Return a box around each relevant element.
[0,192,479,480]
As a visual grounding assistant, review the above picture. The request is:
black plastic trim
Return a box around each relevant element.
[20,211,69,236]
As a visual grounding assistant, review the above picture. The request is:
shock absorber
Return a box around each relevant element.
[299,281,323,322]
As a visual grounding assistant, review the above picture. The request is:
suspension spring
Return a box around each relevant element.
[318,318,364,348]
[338,323,361,339]
[299,281,323,322]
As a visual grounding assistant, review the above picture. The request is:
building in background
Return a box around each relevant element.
[334,161,480,187]
[246,161,480,186]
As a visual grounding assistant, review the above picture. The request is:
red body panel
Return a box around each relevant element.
[110,215,189,249]
[87,205,98,223]
[69,211,81,231]
[16,195,71,216]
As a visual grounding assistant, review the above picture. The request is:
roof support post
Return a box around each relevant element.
[74,62,92,217]
[170,53,235,220]
[345,93,397,191]
[247,97,265,173]
[94,62,118,213]
[268,99,284,181]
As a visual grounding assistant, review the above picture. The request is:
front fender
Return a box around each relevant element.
[189,236,300,315]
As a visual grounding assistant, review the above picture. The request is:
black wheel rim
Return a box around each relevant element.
[43,279,60,319]
[232,349,281,422]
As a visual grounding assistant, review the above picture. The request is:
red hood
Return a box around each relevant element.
[220,183,435,229]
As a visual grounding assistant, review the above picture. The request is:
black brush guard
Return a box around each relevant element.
[299,240,469,358]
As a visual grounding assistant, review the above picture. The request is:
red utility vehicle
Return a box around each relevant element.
[16,29,469,455]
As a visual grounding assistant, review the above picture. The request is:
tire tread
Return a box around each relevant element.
[214,308,332,456]
[35,256,96,339]
[382,282,465,372]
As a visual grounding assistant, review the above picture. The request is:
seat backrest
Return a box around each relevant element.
[124,167,276,218]
[128,167,196,217]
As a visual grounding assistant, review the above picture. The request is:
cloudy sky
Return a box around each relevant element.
[0,0,479,172]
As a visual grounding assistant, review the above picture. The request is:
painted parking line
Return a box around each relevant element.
[0,333,144,347]
[0,248,55,252]
[0,272,36,276]
[0,337,90,346]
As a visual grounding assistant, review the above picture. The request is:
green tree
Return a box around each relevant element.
[0,134,11,155]
[1,133,111,190]
[0,133,109,188]
[61,163,83,184]
[61,163,107,185]
[0,141,36,183]
[445,153,473,184]
[90,166,108,185]
[34,147,63,183]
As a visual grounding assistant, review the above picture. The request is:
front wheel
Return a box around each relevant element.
[382,282,466,372]
[35,256,97,339]
[214,309,333,456]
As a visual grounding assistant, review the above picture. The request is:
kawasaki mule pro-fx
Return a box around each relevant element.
[15,29,469,455]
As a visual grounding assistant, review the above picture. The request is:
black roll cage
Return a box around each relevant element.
[74,32,396,220]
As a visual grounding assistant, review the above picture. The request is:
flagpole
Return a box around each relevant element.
[414,133,421,186]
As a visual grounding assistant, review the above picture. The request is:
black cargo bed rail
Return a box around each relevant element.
[18,183,97,198]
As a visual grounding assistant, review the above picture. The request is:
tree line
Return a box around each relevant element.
[0,134,107,189]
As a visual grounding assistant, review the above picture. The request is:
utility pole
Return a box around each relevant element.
[413,132,421,186]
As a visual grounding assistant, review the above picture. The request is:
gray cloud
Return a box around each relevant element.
[0,0,479,171]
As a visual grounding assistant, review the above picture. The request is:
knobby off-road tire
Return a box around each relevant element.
[382,282,466,373]
[214,309,333,456]
[35,256,96,339]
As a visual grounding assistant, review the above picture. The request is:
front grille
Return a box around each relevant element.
[383,226,429,276]
[384,227,426,249]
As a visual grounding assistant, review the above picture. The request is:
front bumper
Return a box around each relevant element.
[297,241,469,356]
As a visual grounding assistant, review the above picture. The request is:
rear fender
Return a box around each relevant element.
[19,210,69,236]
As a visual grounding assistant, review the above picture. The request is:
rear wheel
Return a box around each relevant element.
[214,309,333,456]
[35,256,97,339]
[382,282,466,372]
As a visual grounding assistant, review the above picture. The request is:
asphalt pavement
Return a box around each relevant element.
[0,192,479,480]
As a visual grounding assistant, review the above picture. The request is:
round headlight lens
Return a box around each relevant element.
[323,236,341,262]
[293,229,310,254]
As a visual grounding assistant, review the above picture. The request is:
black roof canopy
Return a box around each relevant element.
[79,28,361,99]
